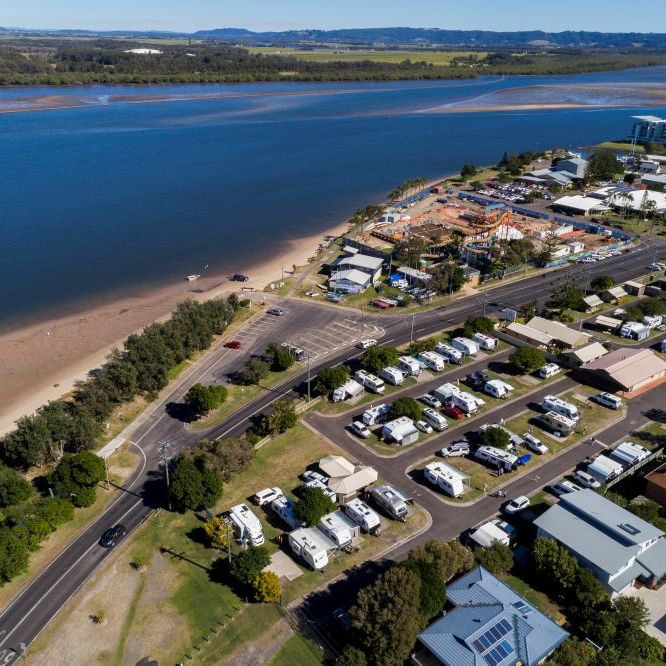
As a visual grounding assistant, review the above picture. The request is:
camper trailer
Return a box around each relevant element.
[397,356,421,376]
[418,351,447,372]
[537,411,577,436]
[435,342,463,364]
[541,395,580,421]
[229,504,265,547]
[354,370,385,394]
[451,337,480,356]
[423,462,466,497]
[371,485,410,520]
[362,403,391,426]
[318,511,360,549]
[473,332,498,350]
[344,498,380,534]
[332,379,364,403]
[483,379,514,399]
[271,496,305,530]
[378,366,405,386]
[469,521,511,549]
[432,383,485,414]
[382,416,420,445]
[288,527,332,570]
[474,445,518,472]
[587,454,623,483]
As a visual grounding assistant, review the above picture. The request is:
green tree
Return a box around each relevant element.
[431,262,466,295]
[612,596,650,632]
[569,567,608,609]
[11,515,52,552]
[202,516,229,550]
[294,486,336,527]
[401,558,447,621]
[474,542,514,575]
[531,537,578,593]
[314,366,350,397]
[388,396,422,422]
[0,466,32,507]
[197,438,254,483]
[336,646,367,666]
[461,163,479,179]
[544,638,597,666]
[462,316,495,337]
[350,566,423,666]
[251,570,282,603]
[479,426,511,450]
[262,400,298,435]
[228,546,270,585]
[407,539,475,582]
[185,383,228,416]
[1,415,54,470]
[585,151,622,182]
[509,347,546,373]
[613,627,665,663]
[394,237,430,264]
[591,275,615,291]
[49,451,106,508]
[0,527,30,584]
[265,343,294,372]
[238,357,270,385]
[32,497,74,530]
[548,277,585,311]
[361,346,399,374]
[169,456,223,511]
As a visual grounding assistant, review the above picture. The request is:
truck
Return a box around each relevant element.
[354,370,385,394]
[362,403,391,426]
[435,342,463,364]
[536,411,577,436]
[344,498,381,534]
[378,366,405,386]
[418,351,447,372]
[474,445,518,472]
[541,395,579,421]
[318,511,360,549]
[271,496,305,530]
[451,336,480,356]
[371,484,410,520]
[332,379,364,403]
[229,504,265,546]
[397,356,421,376]
[423,462,466,497]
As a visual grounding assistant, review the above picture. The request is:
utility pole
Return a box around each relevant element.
[307,352,312,403]
[159,440,173,511]
[410,314,415,345]
[104,456,110,491]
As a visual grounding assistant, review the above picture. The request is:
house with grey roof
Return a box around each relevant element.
[331,253,383,281]
[534,489,666,597]
[415,566,568,666]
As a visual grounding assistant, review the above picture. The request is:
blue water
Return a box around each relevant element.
[2,67,666,329]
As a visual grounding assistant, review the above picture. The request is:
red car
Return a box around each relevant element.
[223,340,242,349]
[370,299,390,309]
[442,403,465,420]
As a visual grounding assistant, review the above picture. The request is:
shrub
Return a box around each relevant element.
[361,346,399,374]
[0,466,33,507]
[238,358,270,385]
[169,456,223,511]
[185,383,227,416]
[314,366,349,397]
[260,400,298,436]
[509,347,545,373]
[252,571,281,603]
[388,396,422,422]
[295,486,336,527]
[0,527,30,584]
[229,546,270,585]
[479,426,511,450]
[591,275,615,291]
[49,451,106,508]
[474,542,514,575]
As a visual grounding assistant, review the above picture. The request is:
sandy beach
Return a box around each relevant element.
[0,221,350,435]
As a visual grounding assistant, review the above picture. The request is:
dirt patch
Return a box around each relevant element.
[222,618,294,666]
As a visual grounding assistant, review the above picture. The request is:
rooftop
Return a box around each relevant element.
[633,115,666,123]
[506,322,553,346]
[526,317,591,347]
[552,195,609,213]
[567,341,608,364]
[584,347,666,389]
[332,253,384,270]
[646,461,666,492]
[329,269,371,286]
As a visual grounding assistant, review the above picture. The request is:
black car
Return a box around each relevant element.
[465,370,490,390]
[230,273,249,282]
[100,524,127,548]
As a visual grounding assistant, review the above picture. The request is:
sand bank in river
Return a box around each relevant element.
[0,221,350,435]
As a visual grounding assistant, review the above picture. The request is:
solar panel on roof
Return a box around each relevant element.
[473,639,485,652]
[483,653,498,666]
[512,600,531,615]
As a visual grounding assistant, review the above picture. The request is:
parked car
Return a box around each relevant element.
[551,480,582,497]
[491,518,518,542]
[223,340,242,349]
[466,370,490,390]
[253,487,283,506]
[503,496,530,515]
[100,524,127,548]
[303,470,328,485]
[441,403,465,420]
[415,420,433,434]
[575,470,602,489]
[350,421,371,438]
[523,432,549,455]
[439,440,470,457]
[358,338,377,349]
[419,393,442,409]
[230,273,249,282]
[332,608,351,633]
[267,307,285,316]
[593,392,622,410]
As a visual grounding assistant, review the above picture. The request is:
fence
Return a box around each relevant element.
[606,448,663,488]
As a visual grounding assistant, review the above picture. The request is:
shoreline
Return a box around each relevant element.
[0,219,352,435]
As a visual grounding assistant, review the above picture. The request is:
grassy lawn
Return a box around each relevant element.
[269,633,323,666]
[593,141,644,153]
[166,358,191,382]
[630,420,666,450]
[500,574,565,624]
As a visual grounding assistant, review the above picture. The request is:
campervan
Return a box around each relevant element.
[288,528,331,570]
[435,342,463,364]
[423,462,465,497]
[451,337,480,356]
[397,356,421,376]
[371,484,410,520]
[537,411,577,436]
[422,408,448,432]
[483,379,514,399]
[344,498,381,534]
[332,379,364,403]
[362,404,390,426]
[474,445,518,472]
[378,366,405,386]
[418,351,447,372]
[354,370,385,394]
[538,363,561,379]
[271,496,305,530]
[473,332,498,350]
[541,395,579,421]
[229,504,265,546]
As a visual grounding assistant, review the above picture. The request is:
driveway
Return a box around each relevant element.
[626,585,666,647]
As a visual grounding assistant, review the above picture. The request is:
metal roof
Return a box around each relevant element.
[583,294,603,307]
[506,322,553,346]
[567,342,608,364]
[329,269,371,286]
[332,253,383,270]
[318,455,356,478]
[584,348,666,390]
[553,195,609,213]
[526,317,591,348]
[419,567,568,666]
[327,467,378,495]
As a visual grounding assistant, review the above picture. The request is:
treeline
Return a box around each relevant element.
[0,296,239,471]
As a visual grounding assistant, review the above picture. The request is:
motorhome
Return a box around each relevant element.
[418,351,447,372]
[382,416,420,445]
[432,382,485,414]
[344,498,381,534]
[643,315,662,329]
[610,441,650,466]
[537,411,577,436]
[469,521,511,549]
[423,462,466,497]
[397,356,421,376]
[435,342,463,364]
[422,408,448,432]
[332,379,364,403]
[538,363,561,379]
[354,370,385,394]
[451,337,480,356]
[378,366,405,386]
[371,484,410,520]
[271,496,305,530]
[541,395,579,421]
[288,527,333,570]
[318,511,360,549]
[473,332,498,350]
[587,454,623,483]
[483,379,514,399]
[362,403,391,426]
[474,445,518,472]
[229,504,265,546]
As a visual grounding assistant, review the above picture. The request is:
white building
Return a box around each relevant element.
[629,115,666,145]
[552,195,610,216]
[329,268,372,293]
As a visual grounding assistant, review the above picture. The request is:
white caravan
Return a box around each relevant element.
[541,395,579,421]
[474,445,518,472]
[371,485,410,520]
[397,356,421,376]
[418,351,447,372]
[473,332,498,350]
[435,342,463,364]
[451,337,480,356]
[378,366,405,386]
[318,511,360,549]
[332,379,364,403]
[483,379,514,399]
[362,403,391,426]
[288,527,334,570]
[354,370,385,394]
[344,498,381,534]
[229,504,265,546]
[423,461,466,497]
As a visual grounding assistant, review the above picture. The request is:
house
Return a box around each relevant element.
[594,314,623,332]
[397,266,433,284]
[568,241,585,255]
[534,489,666,596]
[415,567,569,666]
[331,253,383,281]
[646,462,666,507]
[639,159,660,174]
[608,189,666,215]
[462,265,481,287]
[318,455,378,503]
[328,269,372,293]
[554,156,588,179]
[564,341,608,368]
[641,173,666,188]
[505,322,553,349]
[528,169,573,188]
[552,195,609,216]
[600,285,629,303]
[623,280,645,296]
[582,347,666,394]
[582,294,603,312]
[526,316,591,349]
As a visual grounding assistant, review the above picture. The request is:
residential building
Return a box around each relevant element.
[564,341,608,368]
[582,347,666,394]
[534,489,666,596]
[645,462,666,507]
[328,268,372,293]
[318,454,378,503]
[600,285,629,303]
[505,322,553,349]
[582,294,603,312]
[641,173,666,188]
[415,566,569,666]
[526,316,591,349]
[629,115,666,145]
[594,314,623,332]
[623,280,646,296]
[331,253,384,280]
[397,266,433,284]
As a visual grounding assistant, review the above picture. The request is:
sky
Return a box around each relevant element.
[1,0,665,34]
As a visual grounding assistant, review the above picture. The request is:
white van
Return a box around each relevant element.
[397,356,421,376]
[539,363,561,379]
[378,366,405,386]
[418,351,447,372]
[451,337,480,356]
[350,421,371,438]
[541,395,579,421]
[574,470,601,489]
[593,392,622,410]
[422,407,448,432]
[435,342,463,364]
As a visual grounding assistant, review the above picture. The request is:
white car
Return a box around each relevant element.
[415,420,433,434]
[593,392,622,410]
[303,470,328,485]
[439,441,470,457]
[523,433,549,455]
[350,421,371,438]
[419,393,442,409]
[358,338,378,349]
[306,478,336,501]
[647,263,662,271]
[551,480,582,497]
[503,496,530,514]
[253,487,283,506]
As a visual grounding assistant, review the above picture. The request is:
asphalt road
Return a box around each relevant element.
[0,240,665,661]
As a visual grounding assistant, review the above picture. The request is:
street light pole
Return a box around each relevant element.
[307,352,312,403]
[410,314,415,345]
[159,440,173,511]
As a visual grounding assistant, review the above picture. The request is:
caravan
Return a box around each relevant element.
[362,404,391,426]
[473,332,498,350]
[418,351,447,372]
[483,379,514,399]
[378,366,405,386]
[432,382,485,414]
[541,395,580,421]
[354,370,385,394]
[435,342,463,364]
[371,485,410,520]
[318,511,360,549]
[537,411,577,436]
[382,416,420,445]
[397,356,421,376]
[344,498,381,534]
[423,462,466,497]
[422,408,448,432]
[610,441,650,466]
[451,337,480,356]
[271,496,305,530]
[587,454,623,483]
[229,504,265,546]
[474,445,518,472]
[332,379,364,403]
[288,527,333,570]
